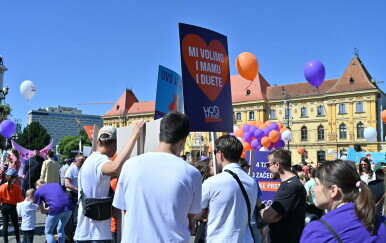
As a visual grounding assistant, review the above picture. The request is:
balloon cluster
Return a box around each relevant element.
[233,121,292,157]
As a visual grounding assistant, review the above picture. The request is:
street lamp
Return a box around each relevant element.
[282,87,291,150]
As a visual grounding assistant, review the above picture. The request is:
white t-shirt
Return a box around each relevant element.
[74,152,111,241]
[113,152,202,243]
[17,201,39,231]
[202,163,258,243]
[65,164,80,190]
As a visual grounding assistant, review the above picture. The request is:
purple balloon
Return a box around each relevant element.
[243,124,251,132]
[304,60,326,87]
[0,120,15,139]
[242,132,252,143]
[268,122,279,131]
[273,140,285,149]
[268,144,274,150]
[249,126,257,134]
[253,129,264,140]
[263,127,272,136]
[230,133,235,136]
[251,139,261,151]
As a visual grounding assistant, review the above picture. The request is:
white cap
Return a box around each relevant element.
[97,126,117,141]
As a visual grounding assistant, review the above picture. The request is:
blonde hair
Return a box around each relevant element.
[35,179,46,188]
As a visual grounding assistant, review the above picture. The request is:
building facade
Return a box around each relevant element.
[29,106,103,145]
[102,56,386,165]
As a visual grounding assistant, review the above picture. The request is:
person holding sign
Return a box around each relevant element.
[201,135,258,243]
[112,112,202,243]
[259,150,306,243]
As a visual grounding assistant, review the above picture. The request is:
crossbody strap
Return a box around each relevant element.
[224,169,255,242]
[317,219,343,243]
[376,193,385,207]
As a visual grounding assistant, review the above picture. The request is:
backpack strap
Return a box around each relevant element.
[224,169,255,242]
[317,219,343,243]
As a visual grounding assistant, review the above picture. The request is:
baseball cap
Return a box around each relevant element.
[98,126,117,141]
[6,168,18,177]
[65,158,74,163]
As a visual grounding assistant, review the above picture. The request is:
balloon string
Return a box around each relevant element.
[244,80,254,90]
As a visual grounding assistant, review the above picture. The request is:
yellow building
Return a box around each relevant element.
[102,55,386,165]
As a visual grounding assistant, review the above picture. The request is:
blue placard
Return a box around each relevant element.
[154,65,184,119]
[247,151,280,207]
[179,23,233,132]
[347,148,386,163]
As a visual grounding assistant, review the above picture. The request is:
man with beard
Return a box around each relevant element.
[259,150,306,243]
[23,150,45,192]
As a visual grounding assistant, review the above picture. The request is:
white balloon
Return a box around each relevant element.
[281,130,292,142]
[364,127,377,142]
[20,80,36,100]
[328,149,334,155]
[259,147,269,151]
[233,125,239,133]
[340,155,348,160]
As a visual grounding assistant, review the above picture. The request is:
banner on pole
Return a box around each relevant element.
[179,23,233,132]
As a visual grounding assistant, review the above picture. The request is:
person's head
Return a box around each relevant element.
[34,150,40,157]
[214,135,243,168]
[65,158,74,165]
[5,168,18,191]
[97,126,117,157]
[47,150,54,159]
[309,168,316,179]
[374,168,385,180]
[239,158,251,173]
[35,179,46,189]
[25,188,36,201]
[314,160,376,234]
[195,158,214,183]
[11,149,19,160]
[75,154,86,168]
[267,150,292,180]
[359,157,372,175]
[180,155,187,161]
[159,111,190,154]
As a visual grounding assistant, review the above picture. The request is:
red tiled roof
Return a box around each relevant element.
[103,89,139,116]
[127,101,155,114]
[231,73,270,102]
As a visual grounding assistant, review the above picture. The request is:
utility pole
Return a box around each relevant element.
[282,87,291,151]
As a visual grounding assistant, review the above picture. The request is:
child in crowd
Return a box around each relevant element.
[17,188,39,243]
[0,168,24,243]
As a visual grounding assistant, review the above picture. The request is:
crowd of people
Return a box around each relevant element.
[0,111,385,243]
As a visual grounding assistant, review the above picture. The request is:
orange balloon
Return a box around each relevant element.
[241,152,246,158]
[280,127,289,133]
[297,147,305,154]
[248,121,256,126]
[265,120,273,126]
[239,123,246,129]
[235,52,259,80]
[235,129,243,137]
[242,142,252,152]
[269,130,280,143]
[261,137,271,148]
[277,122,283,129]
[382,110,386,123]
[259,124,268,130]
[255,121,263,127]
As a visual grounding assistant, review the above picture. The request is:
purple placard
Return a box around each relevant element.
[247,151,280,206]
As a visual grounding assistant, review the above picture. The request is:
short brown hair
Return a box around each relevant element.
[268,149,291,170]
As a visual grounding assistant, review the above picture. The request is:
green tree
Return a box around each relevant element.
[16,121,51,150]
[58,129,92,162]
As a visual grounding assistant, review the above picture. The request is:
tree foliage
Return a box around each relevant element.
[16,121,51,150]
[58,129,92,161]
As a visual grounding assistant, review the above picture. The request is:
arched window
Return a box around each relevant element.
[318,125,324,140]
[301,150,308,164]
[357,122,364,138]
[301,126,308,141]
[339,124,347,139]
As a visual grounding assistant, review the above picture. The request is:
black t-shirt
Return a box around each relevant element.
[368,179,385,215]
[269,176,306,243]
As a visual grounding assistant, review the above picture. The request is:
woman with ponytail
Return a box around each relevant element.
[300,160,386,242]
[0,168,23,243]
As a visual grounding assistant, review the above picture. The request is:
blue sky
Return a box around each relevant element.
[1,0,386,128]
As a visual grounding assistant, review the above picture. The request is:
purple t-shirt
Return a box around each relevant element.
[301,203,386,243]
[34,183,73,215]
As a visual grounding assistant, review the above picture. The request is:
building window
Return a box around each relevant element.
[249,111,255,120]
[301,107,307,117]
[339,104,346,114]
[285,108,291,120]
[317,105,325,116]
[236,112,241,121]
[339,124,347,139]
[318,125,324,140]
[301,150,308,164]
[357,122,364,138]
[350,77,355,85]
[301,126,308,141]
[356,102,364,113]
[270,109,276,119]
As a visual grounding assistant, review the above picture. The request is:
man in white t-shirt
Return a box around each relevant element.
[113,111,202,243]
[201,135,258,243]
[74,121,144,242]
